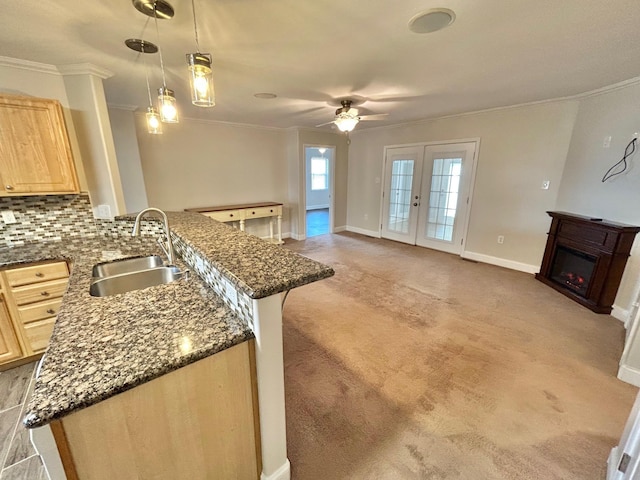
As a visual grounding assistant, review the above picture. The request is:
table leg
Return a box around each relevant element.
[269,217,274,242]
[240,219,245,232]
[277,215,282,244]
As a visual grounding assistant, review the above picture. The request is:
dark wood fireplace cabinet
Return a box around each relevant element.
[536,211,640,314]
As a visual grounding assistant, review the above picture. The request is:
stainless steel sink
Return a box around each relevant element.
[92,255,164,278]
[89,266,185,297]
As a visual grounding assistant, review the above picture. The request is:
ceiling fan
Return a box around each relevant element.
[316,100,387,132]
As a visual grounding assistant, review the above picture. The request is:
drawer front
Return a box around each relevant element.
[12,278,69,306]
[18,298,63,325]
[204,210,242,222]
[246,206,282,218]
[24,317,55,353]
[5,261,68,287]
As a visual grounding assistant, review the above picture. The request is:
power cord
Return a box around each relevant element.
[602,137,637,182]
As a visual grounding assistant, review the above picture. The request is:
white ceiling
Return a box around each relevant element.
[2,0,640,130]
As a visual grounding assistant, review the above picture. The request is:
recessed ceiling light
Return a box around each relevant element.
[409,8,455,34]
[254,93,277,99]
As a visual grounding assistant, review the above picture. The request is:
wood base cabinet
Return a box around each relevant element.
[50,340,262,480]
[0,260,69,369]
[0,94,79,196]
[0,290,22,364]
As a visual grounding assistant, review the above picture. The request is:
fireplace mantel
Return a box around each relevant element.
[536,211,640,314]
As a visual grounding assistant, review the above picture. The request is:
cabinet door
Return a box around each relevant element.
[0,293,23,365]
[0,94,79,195]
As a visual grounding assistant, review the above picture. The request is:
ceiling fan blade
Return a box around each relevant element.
[360,113,389,121]
[315,120,335,127]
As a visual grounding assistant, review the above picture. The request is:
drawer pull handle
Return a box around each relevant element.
[252,211,256,215]
[41,291,50,296]
[5,185,14,190]
[229,214,234,217]
[35,272,44,278]
[46,309,56,315]
[270,209,273,212]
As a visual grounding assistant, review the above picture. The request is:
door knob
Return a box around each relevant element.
[413,203,418,207]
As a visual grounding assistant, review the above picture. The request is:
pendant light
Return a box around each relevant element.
[186,0,215,107]
[125,38,162,135]
[153,4,179,123]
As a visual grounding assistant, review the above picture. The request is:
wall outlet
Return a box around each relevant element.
[497,235,504,244]
[96,204,112,219]
[1,210,17,224]
[541,180,550,190]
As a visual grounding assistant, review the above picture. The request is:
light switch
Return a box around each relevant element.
[96,204,111,219]
[1,210,17,224]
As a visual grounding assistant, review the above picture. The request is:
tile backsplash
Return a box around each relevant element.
[0,193,97,246]
[0,193,163,247]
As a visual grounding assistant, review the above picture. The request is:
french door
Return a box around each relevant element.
[381,142,476,255]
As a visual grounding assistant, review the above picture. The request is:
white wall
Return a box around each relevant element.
[108,108,148,213]
[63,73,126,218]
[347,101,579,269]
[135,115,291,236]
[556,80,640,314]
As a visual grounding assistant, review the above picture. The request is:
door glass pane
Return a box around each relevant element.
[388,159,414,234]
[425,158,462,242]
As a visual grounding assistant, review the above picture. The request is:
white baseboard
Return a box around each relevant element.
[607,446,621,480]
[461,251,539,274]
[612,305,630,324]
[346,225,381,238]
[261,460,291,480]
[289,232,305,241]
[333,225,346,233]
[618,363,640,388]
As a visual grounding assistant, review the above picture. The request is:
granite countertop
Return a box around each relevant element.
[6,212,333,428]
[2,236,253,428]
[122,211,335,299]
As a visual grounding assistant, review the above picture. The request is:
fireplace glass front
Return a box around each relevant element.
[550,246,596,298]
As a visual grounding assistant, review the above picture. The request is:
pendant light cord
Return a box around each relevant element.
[191,0,201,52]
[153,2,168,88]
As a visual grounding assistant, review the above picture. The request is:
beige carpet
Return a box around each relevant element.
[282,232,637,480]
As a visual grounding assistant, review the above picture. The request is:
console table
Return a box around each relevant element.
[186,202,283,244]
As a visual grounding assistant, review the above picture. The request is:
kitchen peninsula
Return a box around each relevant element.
[1,212,333,480]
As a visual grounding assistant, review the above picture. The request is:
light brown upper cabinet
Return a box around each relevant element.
[0,94,79,196]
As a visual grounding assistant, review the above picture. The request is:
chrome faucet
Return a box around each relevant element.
[131,208,176,266]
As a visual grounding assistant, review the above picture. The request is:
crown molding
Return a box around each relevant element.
[107,103,140,112]
[0,55,59,75]
[0,56,114,79]
[132,111,285,132]
[57,63,113,79]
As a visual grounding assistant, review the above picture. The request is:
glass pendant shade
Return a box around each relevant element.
[146,107,163,134]
[187,53,215,107]
[334,115,359,132]
[158,86,179,123]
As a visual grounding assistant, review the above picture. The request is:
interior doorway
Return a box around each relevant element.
[305,145,334,238]
[381,141,477,255]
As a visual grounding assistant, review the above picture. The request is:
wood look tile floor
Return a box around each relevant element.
[0,363,47,480]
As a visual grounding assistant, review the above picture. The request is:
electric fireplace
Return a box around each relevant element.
[536,212,640,314]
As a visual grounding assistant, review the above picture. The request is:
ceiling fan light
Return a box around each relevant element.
[186,53,215,107]
[158,86,179,123]
[334,114,359,132]
[146,107,163,134]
